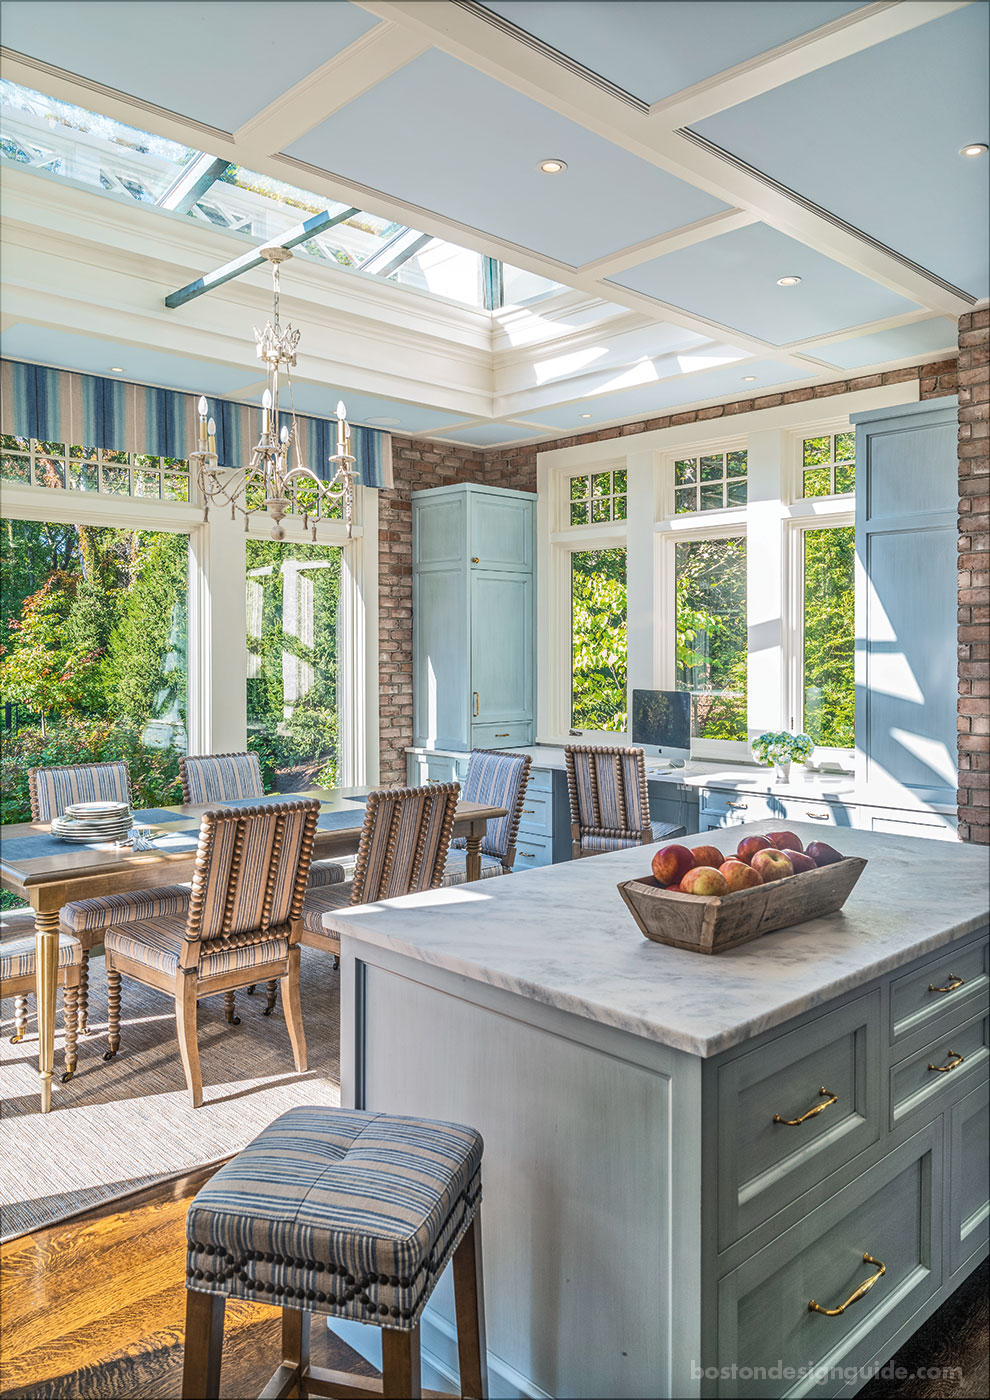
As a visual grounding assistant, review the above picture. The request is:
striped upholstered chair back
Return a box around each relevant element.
[181,799,320,966]
[179,752,264,805]
[351,783,460,904]
[450,749,531,868]
[564,745,652,858]
[29,761,131,823]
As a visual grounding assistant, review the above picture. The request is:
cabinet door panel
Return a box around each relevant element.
[865,421,957,521]
[413,568,469,750]
[471,572,533,725]
[470,493,533,571]
[949,1084,990,1276]
[415,495,465,567]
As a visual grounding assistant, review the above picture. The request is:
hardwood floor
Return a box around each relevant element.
[2,1166,987,1399]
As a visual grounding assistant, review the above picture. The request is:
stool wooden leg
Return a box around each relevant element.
[281,1308,310,1398]
[223,990,240,1025]
[382,1325,421,1399]
[452,1212,488,1398]
[182,1288,225,1399]
[175,973,204,1108]
[78,949,90,1035]
[104,966,121,1059]
[9,994,28,1044]
[263,979,279,1016]
[62,976,79,1083]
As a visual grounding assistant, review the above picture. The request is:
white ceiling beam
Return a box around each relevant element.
[233,21,429,157]
[578,209,757,279]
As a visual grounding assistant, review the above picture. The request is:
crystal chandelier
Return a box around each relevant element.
[190,245,356,539]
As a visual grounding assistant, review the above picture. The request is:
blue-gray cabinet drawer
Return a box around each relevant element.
[517,791,552,837]
[949,1083,989,1277]
[889,934,989,1048]
[716,1121,941,1397]
[700,789,776,825]
[472,722,532,749]
[513,832,552,871]
[408,753,467,787]
[526,766,552,793]
[890,1010,989,1129]
[716,993,881,1248]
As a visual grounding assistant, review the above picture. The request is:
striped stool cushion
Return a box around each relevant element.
[105,916,288,979]
[448,750,529,860]
[580,820,686,854]
[185,1105,483,1331]
[61,885,192,933]
[441,850,506,886]
[307,860,348,889]
[302,884,355,935]
[1,931,81,981]
[651,820,686,842]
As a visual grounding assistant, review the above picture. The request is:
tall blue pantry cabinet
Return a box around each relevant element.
[412,483,535,756]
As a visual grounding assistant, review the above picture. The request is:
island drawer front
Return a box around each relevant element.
[517,791,552,837]
[948,1083,990,1277]
[407,752,469,787]
[717,993,881,1249]
[513,832,552,870]
[716,1121,942,1398]
[471,722,532,750]
[526,766,552,793]
[889,934,989,1047]
[699,789,778,825]
[890,1010,989,1129]
[778,797,852,829]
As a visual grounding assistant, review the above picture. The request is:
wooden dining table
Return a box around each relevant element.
[0,784,506,1113]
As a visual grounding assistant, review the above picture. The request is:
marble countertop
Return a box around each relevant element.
[324,821,989,1059]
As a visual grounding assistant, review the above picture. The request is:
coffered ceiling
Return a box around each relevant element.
[1,0,986,447]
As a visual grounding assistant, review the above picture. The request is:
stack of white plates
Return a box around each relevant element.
[51,800,133,843]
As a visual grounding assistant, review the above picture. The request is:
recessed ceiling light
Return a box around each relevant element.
[579,412,593,418]
[959,143,988,157]
[365,416,401,427]
[109,366,125,373]
[538,158,567,174]
[776,275,802,287]
[741,376,757,382]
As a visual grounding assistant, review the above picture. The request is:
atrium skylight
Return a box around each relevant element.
[0,79,560,312]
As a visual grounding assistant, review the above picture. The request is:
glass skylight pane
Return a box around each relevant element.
[0,79,198,202]
[501,263,565,306]
[386,239,485,305]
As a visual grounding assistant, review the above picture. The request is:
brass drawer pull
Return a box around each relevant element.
[495,732,510,738]
[805,810,830,820]
[809,1253,885,1316]
[773,1086,838,1125]
[519,851,536,859]
[928,1050,964,1073]
[522,808,535,815]
[726,800,748,810]
[473,691,480,717]
[928,974,964,994]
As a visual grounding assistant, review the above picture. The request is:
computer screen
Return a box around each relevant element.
[631,689,691,757]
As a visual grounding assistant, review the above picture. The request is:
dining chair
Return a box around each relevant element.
[99,797,320,1108]
[441,749,532,886]
[564,744,686,859]
[2,923,82,1083]
[31,762,193,1036]
[300,782,460,963]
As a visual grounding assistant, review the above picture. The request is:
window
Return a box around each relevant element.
[675,536,747,740]
[246,540,341,791]
[569,469,627,526]
[802,526,855,747]
[674,450,747,513]
[1,435,190,500]
[801,432,855,497]
[0,516,188,834]
[570,547,627,730]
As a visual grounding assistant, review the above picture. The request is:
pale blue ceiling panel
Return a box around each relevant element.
[520,357,815,431]
[481,1,866,104]
[260,381,471,433]
[610,222,918,343]
[1,1,378,132]
[817,318,958,371]
[429,422,551,447]
[285,49,727,267]
[694,4,989,297]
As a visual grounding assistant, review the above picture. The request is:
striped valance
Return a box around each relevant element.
[0,360,393,489]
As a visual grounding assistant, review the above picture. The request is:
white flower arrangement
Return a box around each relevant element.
[752,731,814,767]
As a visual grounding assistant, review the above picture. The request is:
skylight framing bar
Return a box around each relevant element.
[156,154,232,213]
[164,206,361,308]
[373,232,435,279]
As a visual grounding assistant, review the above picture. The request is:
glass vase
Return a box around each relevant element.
[773,759,792,783]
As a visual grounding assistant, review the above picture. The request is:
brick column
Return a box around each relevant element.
[957,307,990,844]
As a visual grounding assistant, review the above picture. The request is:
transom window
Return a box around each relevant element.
[801,432,855,497]
[1,435,189,500]
[569,469,627,526]
[674,450,747,513]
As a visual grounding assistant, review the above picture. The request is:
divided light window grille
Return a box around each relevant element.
[1,435,190,500]
[674,450,747,513]
[801,431,855,497]
[568,469,627,525]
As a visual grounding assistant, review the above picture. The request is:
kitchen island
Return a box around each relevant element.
[328,823,989,1398]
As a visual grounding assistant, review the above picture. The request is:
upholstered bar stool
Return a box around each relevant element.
[1,927,82,1083]
[181,1104,487,1400]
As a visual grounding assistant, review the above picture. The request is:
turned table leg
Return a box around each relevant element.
[464,821,485,884]
[33,908,60,1113]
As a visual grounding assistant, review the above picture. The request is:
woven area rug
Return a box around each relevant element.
[0,917,341,1242]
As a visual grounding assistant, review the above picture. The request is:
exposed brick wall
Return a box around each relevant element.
[957,308,990,845]
[378,359,960,786]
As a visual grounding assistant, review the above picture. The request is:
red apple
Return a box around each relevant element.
[666,884,682,893]
[691,844,726,869]
[719,859,763,891]
[805,841,843,866]
[651,844,697,886]
[767,830,803,853]
[781,849,817,874]
[681,865,729,896]
[750,849,795,883]
[736,835,773,865]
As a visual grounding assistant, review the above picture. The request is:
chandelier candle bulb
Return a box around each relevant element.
[207,418,216,454]
[197,394,208,444]
[262,388,272,434]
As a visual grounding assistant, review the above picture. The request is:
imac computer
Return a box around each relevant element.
[631,689,691,767]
